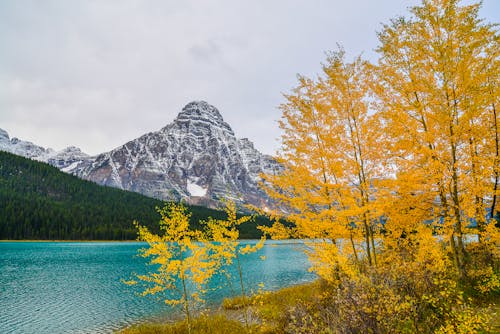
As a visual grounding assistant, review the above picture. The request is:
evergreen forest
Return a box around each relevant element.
[0,151,268,240]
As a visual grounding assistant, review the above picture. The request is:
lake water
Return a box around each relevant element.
[0,241,315,334]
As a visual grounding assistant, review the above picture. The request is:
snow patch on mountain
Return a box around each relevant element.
[187,179,208,197]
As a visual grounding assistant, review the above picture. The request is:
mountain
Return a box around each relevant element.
[46,146,90,172]
[0,101,280,208]
[0,150,270,240]
[0,127,54,159]
[70,101,280,208]
[0,128,90,170]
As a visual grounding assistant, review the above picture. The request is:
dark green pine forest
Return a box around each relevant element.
[0,151,269,240]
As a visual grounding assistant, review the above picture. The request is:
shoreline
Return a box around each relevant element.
[0,239,140,242]
[0,239,306,244]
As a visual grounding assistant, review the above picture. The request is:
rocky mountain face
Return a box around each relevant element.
[0,101,280,208]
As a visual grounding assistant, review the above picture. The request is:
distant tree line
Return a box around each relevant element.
[0,151,268,240]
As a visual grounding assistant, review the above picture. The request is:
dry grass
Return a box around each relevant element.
[117,282,320,334]
[118,279,498,333]
[118,315,253,334]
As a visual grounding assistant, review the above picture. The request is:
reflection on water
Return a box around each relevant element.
[0,241,314,334]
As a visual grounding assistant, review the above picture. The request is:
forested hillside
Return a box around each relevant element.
[0,151,267,240]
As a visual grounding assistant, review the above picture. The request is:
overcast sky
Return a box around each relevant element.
[1,0,498,156]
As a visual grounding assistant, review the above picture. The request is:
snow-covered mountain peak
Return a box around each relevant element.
[58,146,87,156]
[173,101,234,135]
[46,146,90,171]
[0,128,52,159]
[0,127,90,169]
[67,101,280,208]
[179,101,224,122]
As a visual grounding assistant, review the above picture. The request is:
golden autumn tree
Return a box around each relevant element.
[256,1,496,332]
[262,49,385,281]
[125,203,215,333]
[203,200,264,329]
[374,0,499,278]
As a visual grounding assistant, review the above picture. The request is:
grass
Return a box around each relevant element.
[472,295,500,333]
[119,315,254,334]
[223,281,321,323]
[117,282,320,334]
[117,280,499,333]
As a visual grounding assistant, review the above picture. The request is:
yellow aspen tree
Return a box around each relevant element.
[262,49,384,280]
[374,0,499,278]
[483,40,500,226]
[124,203,215,334]
[203,200,264,330]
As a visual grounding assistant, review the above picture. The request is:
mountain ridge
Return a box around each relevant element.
[0,101,280,208]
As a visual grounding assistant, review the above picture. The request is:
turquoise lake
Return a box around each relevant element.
[0,241,315,333]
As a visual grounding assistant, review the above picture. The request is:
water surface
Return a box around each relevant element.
[0,241,314,333]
